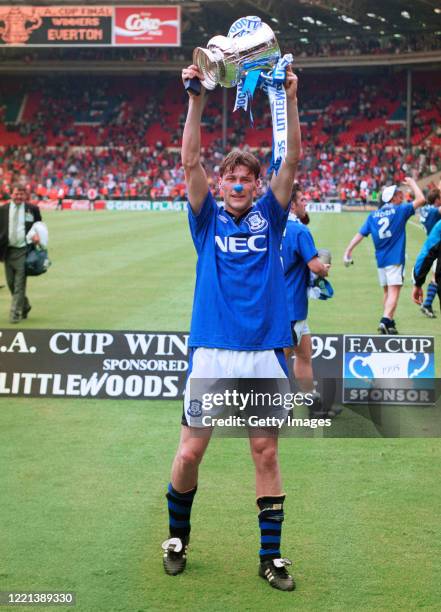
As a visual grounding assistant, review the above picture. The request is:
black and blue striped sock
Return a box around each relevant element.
[257,495,285,561]
[166,483,197,540]
[423,282,438,308]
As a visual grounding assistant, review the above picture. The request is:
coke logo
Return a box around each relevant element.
[125,14,160,32]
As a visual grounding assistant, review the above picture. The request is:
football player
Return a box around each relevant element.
[161,62,301,592]
[281,185,331,415]
[418,181,441,317]
[412,219,441,312]
[343,178,425,334]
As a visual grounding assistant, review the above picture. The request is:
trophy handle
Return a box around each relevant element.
[184,78,201,96]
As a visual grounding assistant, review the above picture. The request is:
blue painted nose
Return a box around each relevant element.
[233,184,243,193]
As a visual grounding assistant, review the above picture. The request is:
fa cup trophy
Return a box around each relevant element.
[188,17,281,93]
[185,16,293,174]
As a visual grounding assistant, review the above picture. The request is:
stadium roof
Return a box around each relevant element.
[2,0,439,46]
[179,0,441,47]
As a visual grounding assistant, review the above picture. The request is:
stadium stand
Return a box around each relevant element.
[0,31,439,63]
[0,70,440,203]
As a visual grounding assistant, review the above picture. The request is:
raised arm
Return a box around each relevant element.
[181,65,209,215]
[403,177,425,210]
[270,66,301,209]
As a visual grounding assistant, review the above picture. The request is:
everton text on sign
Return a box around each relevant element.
[0,5,180,47]
[0,6,113,46]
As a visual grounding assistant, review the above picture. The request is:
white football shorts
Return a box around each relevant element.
[182,347,290,428]
[377,264,404,287]
[290,320,311,348]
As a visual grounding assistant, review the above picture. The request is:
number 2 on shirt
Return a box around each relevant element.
[378,217,392,239]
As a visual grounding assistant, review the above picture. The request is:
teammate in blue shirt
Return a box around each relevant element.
[412,219,441,311]
[161,62,301,592]
[418,182,441,317]
[343,178,425,334]
[281,185,330,411]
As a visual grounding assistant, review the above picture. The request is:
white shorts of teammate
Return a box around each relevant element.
[377,264,404,287]
[290,320,311,348]
[183,347,290,428]
[431,259,438,275]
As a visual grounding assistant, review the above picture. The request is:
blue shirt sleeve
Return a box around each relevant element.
[359,216,371,236]
[298,228,318,264]
[255,187,289,239]
[403,203,415,220]
[187,191,217,252]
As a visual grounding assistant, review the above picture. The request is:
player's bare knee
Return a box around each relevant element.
[251,442,278,469]
[177,444,205,468]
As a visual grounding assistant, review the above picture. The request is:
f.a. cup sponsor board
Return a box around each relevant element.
[0,330,189,400]
[0,331,434,403]
[343,335,435,404]
[0,5,180,47]
[0,331,339,401]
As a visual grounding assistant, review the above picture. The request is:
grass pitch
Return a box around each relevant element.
[1,210,440,611]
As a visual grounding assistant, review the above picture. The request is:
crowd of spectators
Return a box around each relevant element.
[0,72,440,204]
[1,140,440,204]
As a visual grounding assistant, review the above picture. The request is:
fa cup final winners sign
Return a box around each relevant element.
[0,5,180,46]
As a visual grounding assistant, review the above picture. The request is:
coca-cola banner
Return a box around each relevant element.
[114,6,180,46]
[0,5,180,46]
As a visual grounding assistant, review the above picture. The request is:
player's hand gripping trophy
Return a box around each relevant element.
[182,15,295,173]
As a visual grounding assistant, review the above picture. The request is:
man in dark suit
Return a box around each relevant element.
[0,185,42,323]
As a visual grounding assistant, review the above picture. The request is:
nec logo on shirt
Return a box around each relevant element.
[215,235,267,253]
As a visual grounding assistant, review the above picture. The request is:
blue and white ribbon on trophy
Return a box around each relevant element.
[228,16,293,175]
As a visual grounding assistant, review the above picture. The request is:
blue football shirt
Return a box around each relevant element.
[414,220,441,284]
[281,219,318,321]
[359,203,414,267]
[188,188,292,350]
[420,205,441,235]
